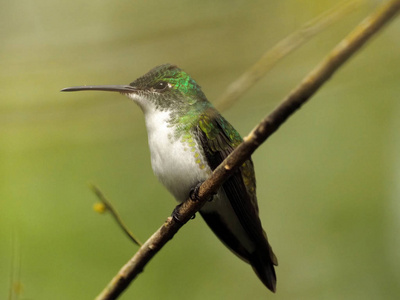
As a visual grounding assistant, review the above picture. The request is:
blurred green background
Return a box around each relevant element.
[1,0,399,299]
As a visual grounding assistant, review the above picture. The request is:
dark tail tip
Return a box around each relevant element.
[250,251,277,292]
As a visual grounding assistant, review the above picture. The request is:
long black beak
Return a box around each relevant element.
[61,85,137,93]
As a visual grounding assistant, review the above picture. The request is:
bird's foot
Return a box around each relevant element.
[171,203,196,224]
[189,181,214,202]
[189,183,201,202]
[172,203,184,224]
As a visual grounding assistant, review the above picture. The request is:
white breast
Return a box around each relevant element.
[143,109,211,202]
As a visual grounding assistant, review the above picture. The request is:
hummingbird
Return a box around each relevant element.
[62,64,278,292]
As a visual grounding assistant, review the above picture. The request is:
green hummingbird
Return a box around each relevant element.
[62,64,278,292]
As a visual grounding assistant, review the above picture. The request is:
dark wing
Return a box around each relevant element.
[195,108,277,291]
[195,108,277,261]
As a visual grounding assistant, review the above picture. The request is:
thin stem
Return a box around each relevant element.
[215,0,364,111]
[90,184,142,247]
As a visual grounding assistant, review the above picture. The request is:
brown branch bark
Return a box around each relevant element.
[96,1,400,299]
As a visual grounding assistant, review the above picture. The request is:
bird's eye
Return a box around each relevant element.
[153,81,169,92]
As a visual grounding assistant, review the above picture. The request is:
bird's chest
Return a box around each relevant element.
[144,111,211,202]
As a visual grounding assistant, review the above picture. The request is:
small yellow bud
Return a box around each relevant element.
[93,202,107,214]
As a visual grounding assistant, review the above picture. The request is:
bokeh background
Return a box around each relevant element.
[1,0,399,299]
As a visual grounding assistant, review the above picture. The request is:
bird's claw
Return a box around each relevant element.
[189,183,202,201]
[172,203,196,223]
[189,181,214,202]
[172,203,184,224]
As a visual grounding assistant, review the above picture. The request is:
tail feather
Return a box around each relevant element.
[249,250,278,293]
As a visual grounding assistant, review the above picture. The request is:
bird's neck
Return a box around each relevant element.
[144,102,214,142]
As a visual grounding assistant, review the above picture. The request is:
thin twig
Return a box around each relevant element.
[90,184,142,247]
[215,0,364,112]
[96,1,400,299]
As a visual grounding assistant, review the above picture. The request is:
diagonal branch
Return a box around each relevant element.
[96,1,400,299]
